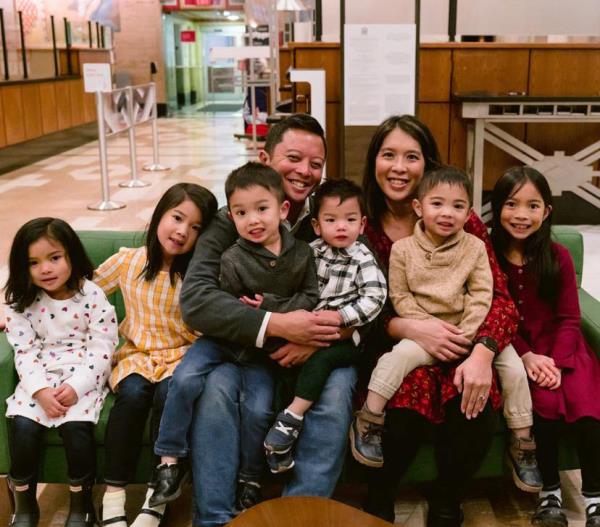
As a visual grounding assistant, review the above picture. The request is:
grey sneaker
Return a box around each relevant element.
[507,434,543,493]
[264,411,303,454]
[349,405,385,468]
[265,448,295,474]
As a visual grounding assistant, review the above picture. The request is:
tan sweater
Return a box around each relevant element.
[388,221,493,341]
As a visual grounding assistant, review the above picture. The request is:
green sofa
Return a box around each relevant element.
[1,227,599,498]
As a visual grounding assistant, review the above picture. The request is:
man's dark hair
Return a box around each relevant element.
[225,161,285,204]
[313,178,366,218]
[264,113,327,159]
[417,165,473,206]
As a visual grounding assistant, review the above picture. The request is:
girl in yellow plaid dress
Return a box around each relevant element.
[95,183,217,527]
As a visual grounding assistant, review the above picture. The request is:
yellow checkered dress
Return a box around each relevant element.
[94,247,198,390]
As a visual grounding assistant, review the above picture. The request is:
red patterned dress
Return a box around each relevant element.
[364,211,518,423]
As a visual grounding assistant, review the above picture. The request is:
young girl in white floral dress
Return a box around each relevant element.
[4,217,118,527]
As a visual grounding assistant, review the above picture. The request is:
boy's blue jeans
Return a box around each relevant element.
[154,337,274,481]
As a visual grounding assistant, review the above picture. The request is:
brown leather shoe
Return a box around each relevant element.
[349,405,385,468]
[507,434,543,493]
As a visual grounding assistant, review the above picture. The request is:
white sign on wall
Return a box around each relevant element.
[343,24,416,126]
[83,63,112,93]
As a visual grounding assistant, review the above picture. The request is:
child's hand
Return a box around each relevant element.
[55,383,79,406]
[34,387,68,419]
[240,294,264,308]
[521,352,561,388]
[314,310,343,326]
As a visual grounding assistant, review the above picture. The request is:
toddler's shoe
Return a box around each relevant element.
[587,503,600,527]
[148,462,190,507]
[531,494,567,527]
[265,448,295,474]
[349,405,385,468]
[234,480,263,513]
[264,410,303,456]
[507,434,543,493]
[8,479,39,527]
[65,479,96,527]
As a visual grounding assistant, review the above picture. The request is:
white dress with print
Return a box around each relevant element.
[5,279,119,427]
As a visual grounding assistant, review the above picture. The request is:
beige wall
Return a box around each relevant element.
[113,0,167,103]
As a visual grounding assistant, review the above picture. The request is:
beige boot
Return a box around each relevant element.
[349,405,385,468]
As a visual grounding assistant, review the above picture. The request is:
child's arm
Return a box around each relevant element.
[5,306,51,398]
[94,248,128,295]
[549,245,583,370]
[65,284,119,400]
[458,242,494,341]
[219,251,246,299]
[336,249,387,328]
[388,241,430,320]
[464,212,519,354]
[260,246,320,313]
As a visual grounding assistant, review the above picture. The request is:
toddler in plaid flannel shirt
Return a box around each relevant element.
[264,179,387,473]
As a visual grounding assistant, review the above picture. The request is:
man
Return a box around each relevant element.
[180,114,356,527]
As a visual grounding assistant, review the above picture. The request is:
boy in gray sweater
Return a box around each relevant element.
[150,162,319,507]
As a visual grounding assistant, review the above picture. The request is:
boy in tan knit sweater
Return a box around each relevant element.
[351,167,537,481]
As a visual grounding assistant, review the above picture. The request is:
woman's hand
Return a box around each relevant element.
[521,352,561,389]
[269,343,318,367]
[34,387,68,419]
[388,317,471,361]
[453,343,494,419]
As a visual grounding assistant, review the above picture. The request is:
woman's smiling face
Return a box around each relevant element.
[375,127,426,205]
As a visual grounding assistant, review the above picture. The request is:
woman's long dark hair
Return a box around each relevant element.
[143,183,218,284]
[362,114,442,223]
[490,166,559,304]
[4,218,94,312]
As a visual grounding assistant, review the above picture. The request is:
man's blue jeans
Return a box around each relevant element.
[190,360,356,527]
[154,337,273,483]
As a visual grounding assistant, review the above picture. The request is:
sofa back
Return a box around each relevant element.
[78,230,145,322]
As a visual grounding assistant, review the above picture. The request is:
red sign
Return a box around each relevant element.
[180,30,196,43]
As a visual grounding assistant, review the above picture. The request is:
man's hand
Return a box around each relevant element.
[269,343,318,367]
[313,310,343,325]
[267,311,341,347]
[240,294,264,309]
[453,343,494,419]
[55,383,78,406]
[33,387,68,419]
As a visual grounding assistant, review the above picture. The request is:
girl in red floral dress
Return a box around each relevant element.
[491,166,600,527]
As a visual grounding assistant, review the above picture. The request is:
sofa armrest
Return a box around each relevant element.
[0,333,16,474]
[580,288,600,359]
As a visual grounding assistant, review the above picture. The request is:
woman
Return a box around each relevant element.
[360,115,519,526]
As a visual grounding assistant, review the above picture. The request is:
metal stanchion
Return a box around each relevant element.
[88,92,125,211]
[143,84,170,172]
[120,87,150,187]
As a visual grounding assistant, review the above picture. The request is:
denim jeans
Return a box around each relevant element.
[190,361,356,527]
[9,415,95,484]
[155,338,273,467]
[103,373,170,487]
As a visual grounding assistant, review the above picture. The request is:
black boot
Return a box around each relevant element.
[65,478,96,527]
[9,478,40,527]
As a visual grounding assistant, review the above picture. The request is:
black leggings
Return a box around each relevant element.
[533,413,600,496]
[103,374,170,487]
[9,416,95,485]
[367,398,497,509]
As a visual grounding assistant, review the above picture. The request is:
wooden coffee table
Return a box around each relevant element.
[227,496,395,526]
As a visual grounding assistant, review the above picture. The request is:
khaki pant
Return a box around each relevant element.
[368,341,532,429]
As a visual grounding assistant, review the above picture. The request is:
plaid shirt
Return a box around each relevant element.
[310,238,387,328]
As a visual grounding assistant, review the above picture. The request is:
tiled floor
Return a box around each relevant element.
[0,112,599,526]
